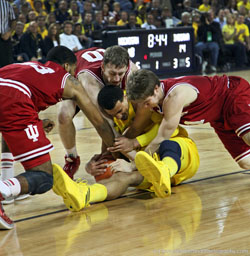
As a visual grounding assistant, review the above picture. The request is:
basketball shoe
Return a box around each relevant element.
[135,151,171,197]
[63,155,80,179]
[52,163,90,212]
[0,193,14,230]
[2,194,30,205]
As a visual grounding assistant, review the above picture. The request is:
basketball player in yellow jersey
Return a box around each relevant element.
[52,86,200,212]
[95,86,200,197]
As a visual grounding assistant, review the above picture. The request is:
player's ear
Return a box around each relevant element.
[154,84,160,95]
[63,63,70,72]
[101,62,104,72]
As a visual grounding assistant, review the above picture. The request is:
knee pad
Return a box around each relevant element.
[20,171,53,195]
[159,140,182,170]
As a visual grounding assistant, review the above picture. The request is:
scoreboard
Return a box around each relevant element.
[102,27,195,76]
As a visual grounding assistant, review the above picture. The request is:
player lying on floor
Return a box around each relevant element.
[53,86,200,212]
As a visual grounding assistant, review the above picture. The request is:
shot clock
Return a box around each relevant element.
[102,27,195,76]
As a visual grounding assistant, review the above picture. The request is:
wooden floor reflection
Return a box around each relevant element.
[1,70,250,256]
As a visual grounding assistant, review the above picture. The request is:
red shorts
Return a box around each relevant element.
[211,77,250,162]
[0,86,53,170]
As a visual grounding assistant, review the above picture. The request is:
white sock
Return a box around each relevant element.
[66,147,78,158]
[1,153,14,180]
[1,178,21,198]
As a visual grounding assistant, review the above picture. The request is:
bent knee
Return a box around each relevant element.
[58,109,74,125]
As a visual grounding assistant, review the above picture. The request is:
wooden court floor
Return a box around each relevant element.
[1,70,250,256]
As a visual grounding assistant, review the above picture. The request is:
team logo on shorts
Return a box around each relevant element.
[25,125,39,142]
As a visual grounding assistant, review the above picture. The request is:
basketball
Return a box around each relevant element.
[95,160,114,181]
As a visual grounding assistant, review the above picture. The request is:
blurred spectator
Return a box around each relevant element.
[154,16,165,28]
[73,23,89,48]
[112,2,121,22]
[175,0,192,20]
[161,6,180,28]
[238,5,248,16]
[20,2,31,17]
[147,0,161,15]
[46,12,57,28]
[227,0,238,14]
[43,22,60,55]
[54,0,70,24]
[44,0,59,13]
[192,11,201,41]
[12,21,29,62]
[12,4,20,19]
[237,0,250,11]
[24,10,37,32]
[245,9,250,30]
[141,13,157,29]
[235,14,250,56]
[36,15,48,38]
[195,10,223,73]
[14,0,31,11]
[18,13,27,24]
[93,10,107,31]
[59,20,82,51]
[33,0,47,16]
[0,0,16,67]
[198,0,211,12]
[68,1,79,17]
[102,2,113,23]
[214,9,226,30]
[71,11,82,24]
[82,12,94,48]
[20,21,46,62]
[116,0,133,12]
[82,0,95,20]
[136,5,147,25]
[177,11,192,26]
[117,10,129,25]
[210,0,225,15]
[125,12,141,29]
[222,13,247,68]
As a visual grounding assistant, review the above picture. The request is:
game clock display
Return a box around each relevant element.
[102,27,195,76]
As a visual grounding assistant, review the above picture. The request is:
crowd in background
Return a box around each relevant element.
[3,0,250,74]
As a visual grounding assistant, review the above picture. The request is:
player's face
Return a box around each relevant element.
[140,86,161,110]
[105,97,129,120]
[102,63,128,86]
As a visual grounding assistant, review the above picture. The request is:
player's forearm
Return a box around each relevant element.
[145,127,174,154]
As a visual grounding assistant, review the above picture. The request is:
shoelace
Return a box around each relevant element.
[75,178,88,185]
[153,153,160,161]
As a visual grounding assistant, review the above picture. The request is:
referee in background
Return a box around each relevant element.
[0,0,16,67]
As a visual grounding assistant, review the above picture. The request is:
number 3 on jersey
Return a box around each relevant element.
[81,49,105,62]
[20,62,55,74]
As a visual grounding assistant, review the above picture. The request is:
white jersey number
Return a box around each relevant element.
[20,62,55,74]
[81,49,105,62]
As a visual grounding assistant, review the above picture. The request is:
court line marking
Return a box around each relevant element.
[13,169,250,223]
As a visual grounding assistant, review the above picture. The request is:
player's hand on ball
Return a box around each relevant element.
[42,119,55,133]
[109,159,133,173]
[85,158,109,176]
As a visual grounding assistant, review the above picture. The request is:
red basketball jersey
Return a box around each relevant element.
[75,47,131,90]
[160,75,229,125]
[0,61,70,112]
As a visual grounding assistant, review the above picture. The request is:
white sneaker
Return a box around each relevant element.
[210,65,217,72]
[2,194,30,205]
[202,61,208,73]
[15,194,30,201]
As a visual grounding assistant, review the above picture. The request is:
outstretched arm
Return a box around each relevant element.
[63,75,115,148]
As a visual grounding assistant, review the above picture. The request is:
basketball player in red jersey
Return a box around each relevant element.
[0,46,117,230]
[58,46,152,178]
[124,69,250,171]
